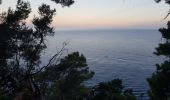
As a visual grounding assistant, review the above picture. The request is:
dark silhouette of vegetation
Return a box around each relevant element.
[147,22,170,100]
[89,79,136,100]
[0,0,74,6]
[36,52,94,100]
[0,0,137,100]
[51,0,74,7]
[147,1,170,100]
[155,0,170,4]
[0,0,78,99]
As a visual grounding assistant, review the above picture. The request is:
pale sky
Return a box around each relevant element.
[0,0,169,30]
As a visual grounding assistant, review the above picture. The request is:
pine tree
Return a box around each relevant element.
[90,79,136,100]
[148,21,170,100]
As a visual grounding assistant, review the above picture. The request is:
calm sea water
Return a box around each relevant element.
[42,29,164,100]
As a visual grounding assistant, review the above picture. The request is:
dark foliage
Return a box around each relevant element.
[89,79,136,100]
[0,0,74,7]
[37,52,94,100]
[51,0,74,7]
[0,1,56,99]
[155,0,170,4]
[0,0,96,99]
[148,21,170,100]
[0,0,137,100]
[0,0,79,99]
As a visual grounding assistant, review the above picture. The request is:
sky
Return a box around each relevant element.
[0,0,169,30]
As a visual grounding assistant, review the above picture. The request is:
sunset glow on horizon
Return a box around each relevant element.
[0,0,170,30]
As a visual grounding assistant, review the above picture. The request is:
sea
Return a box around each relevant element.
[42,29,165,100]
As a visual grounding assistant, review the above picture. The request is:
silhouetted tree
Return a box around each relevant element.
[51,0,74,7]
[0,1,55,99]
[147,1,170,100]
[36,52,94,100]
[0,0,137,100]
[0,0,96,99]
[148,22,170,100]
[155,0,170,4]
[0,0,74,6]
[89,79,136,100]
